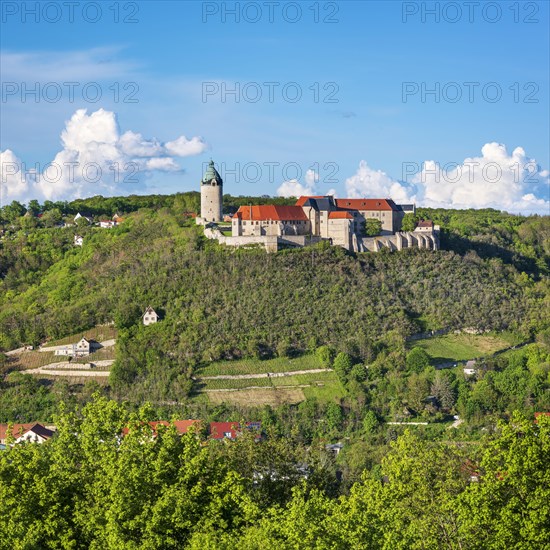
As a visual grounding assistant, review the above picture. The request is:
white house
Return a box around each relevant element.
[99,220,117,229]
[0,423,55,445]
[74,235,83,247]
[143,307,159,326]
[463,360,477,376]
[54,337,92,357]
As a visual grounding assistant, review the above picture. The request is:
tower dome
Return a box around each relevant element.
[200,159,223,222]
[202,159,223,186]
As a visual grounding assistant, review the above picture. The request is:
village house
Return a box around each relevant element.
[415,220,435,232]
[0,423,55,445]
[54,337,93,357]
[463,360,477,376]
[74,235,83,247]
[143,306,159,326]
[209,421,262,441]
[99,220,117,229]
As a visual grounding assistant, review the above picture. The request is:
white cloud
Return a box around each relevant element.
[344,160,414,203]
[411,143,549,214]
[0,149,29,202]
[276,168,320,197]
[344,143,549,214]
[276,179,316,198]
[165,136,208,157]
[1,108,208,202]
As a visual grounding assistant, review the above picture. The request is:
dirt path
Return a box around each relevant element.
[200,368,332,381]
[25,359,114,377]
[39,339,116,352]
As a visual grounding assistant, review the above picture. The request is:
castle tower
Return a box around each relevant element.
[200,159,223,222]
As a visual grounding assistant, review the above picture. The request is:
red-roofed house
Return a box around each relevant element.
[209,421,262,441]
[0,423,55,445]
[232,205,310,237]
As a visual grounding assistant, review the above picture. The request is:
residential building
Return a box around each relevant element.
[0,423,55,445]
[143,306,159,326]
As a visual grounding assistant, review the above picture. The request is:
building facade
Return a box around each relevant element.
[199,160,223,223]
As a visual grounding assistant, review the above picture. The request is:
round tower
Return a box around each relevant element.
[200,159,223,222]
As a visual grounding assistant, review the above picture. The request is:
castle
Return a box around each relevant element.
[196,160,439,253]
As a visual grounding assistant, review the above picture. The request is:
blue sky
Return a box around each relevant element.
[1,1,549,213]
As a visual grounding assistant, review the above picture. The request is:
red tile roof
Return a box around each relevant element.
[0,423,54,442]
[328,211,354,219]
[209,421,261,440]
[335,199,398,211]
[233,205,308,222]
[209,421,240,440]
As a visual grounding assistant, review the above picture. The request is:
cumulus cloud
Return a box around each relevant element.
[344,143,549,214]
[276,168,320,197]
[345,160,414,203]
[1,108,208,202]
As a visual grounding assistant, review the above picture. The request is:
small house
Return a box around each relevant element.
[463,360,477,376]
[74,235,83,247]
[415,220,434,232]
[99,220,116,229]
[209,421,261,441]
[143,307,159,326]
[0,423,55,445]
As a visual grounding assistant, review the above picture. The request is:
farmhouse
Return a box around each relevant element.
[0,423,55,445]
[143,306,159,326]
[197,160,439,253]
[54,337,93,357]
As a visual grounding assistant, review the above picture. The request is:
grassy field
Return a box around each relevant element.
[72,346,116,364]
[206,388,306,406]
[195,360,345,405]
[8,351,67,371]
[198,370,339,392]
[197,354,324,377]
[412,332,518,364]
[45,325,118,346]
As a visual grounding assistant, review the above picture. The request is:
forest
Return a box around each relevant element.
[0,194,549,548]
[0,396,548,549]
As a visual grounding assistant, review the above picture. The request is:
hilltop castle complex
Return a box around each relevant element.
[196,160,439,253]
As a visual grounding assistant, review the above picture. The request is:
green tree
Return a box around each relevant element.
[333,352,353,384]
[406,347,431,373]
[316,345,334,367]
[362,218,382,237]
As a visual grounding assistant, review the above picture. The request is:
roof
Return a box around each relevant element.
[296,195,330,207]
[143,306,157,317]
[297,196,336,212]
[334,198,398,211]
[328,211,353,220]
[233,205,308,222]
[417,220,434,228]
[0,423,54,441]
[202,159,223,185]
[209,421,261,440]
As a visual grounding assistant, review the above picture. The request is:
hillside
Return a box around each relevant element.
[1,194,549,429]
